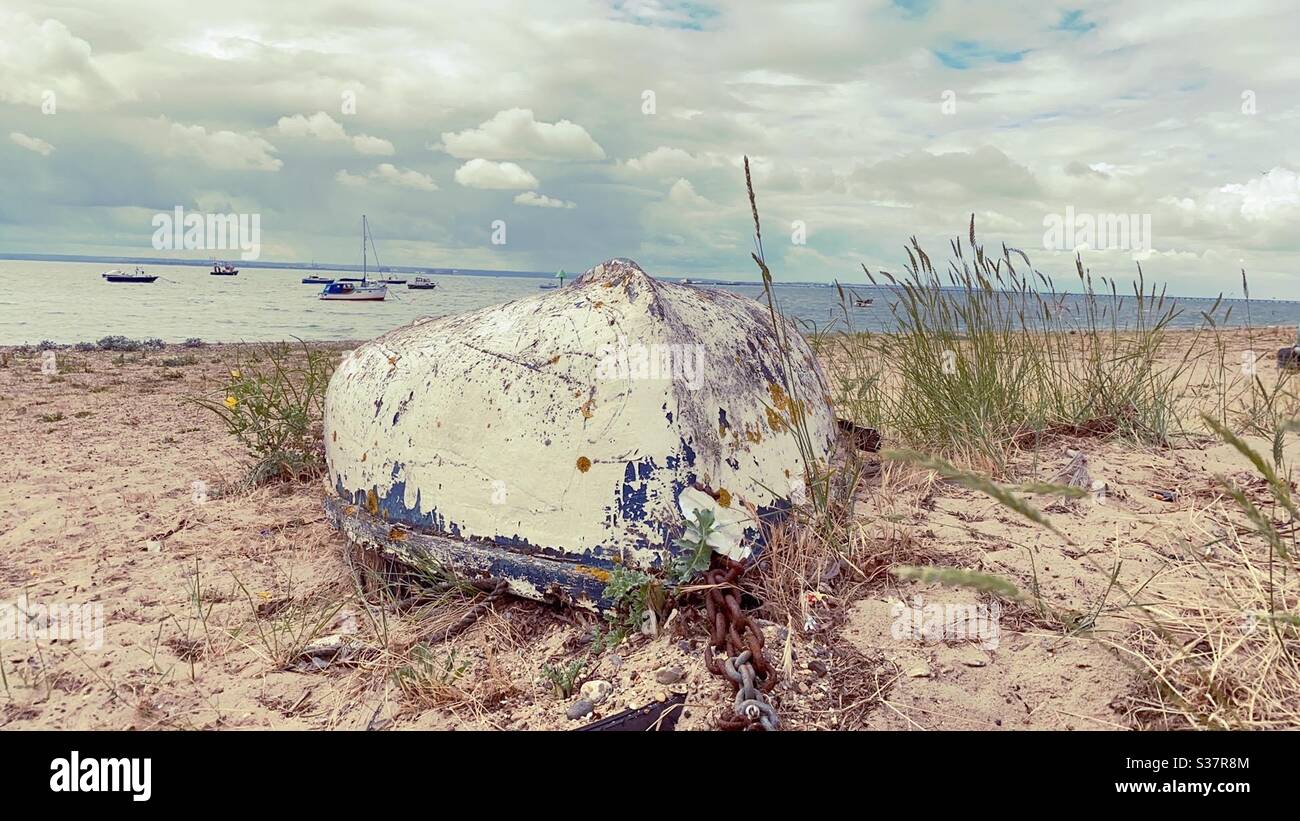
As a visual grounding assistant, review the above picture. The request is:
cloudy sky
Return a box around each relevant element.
[2,0,1298,296]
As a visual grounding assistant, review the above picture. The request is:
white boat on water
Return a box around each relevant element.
[320,281,387,300]
[102,266,158,283]
[321,215,387,301]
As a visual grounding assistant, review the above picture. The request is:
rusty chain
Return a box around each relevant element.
[701,559,780,731]
[426,578,510,643]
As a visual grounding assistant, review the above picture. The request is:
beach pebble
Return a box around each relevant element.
[579,679,612,705]
[566,699,595,720]
[808,660,828,677]
[654,666,684,685]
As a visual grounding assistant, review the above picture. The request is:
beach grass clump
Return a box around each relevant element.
[188,340,334,485]
[823,222,1213,473]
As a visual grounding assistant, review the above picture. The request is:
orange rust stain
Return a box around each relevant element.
[576,456,592,473]
[388,527,408,541]
[331,431,337,442]
[765,407,785,432]
[716,488,732,508]
[746,427,763,444]
[366,488,379,515]
[574,565,611,582]
[548,354,560,365]
[592,300,604,308]
[361,451,367,462]
[767,382,789,410]
[580,398,595,419]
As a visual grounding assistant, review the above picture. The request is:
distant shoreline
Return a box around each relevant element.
[0,252,820,288]
[2,253,1298,299]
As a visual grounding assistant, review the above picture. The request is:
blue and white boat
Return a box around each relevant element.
[321,216,387,301]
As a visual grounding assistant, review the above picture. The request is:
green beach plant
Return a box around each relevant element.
[188,339,333,485]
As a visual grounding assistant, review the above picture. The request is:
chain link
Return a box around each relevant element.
[701,559,780,731]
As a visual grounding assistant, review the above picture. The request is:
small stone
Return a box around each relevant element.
[796,681,810,694]
[579,679,612,705]
[906,661,932,678]
[566,699,595,720]
[606,654,623,670]
[808,660,828,677]
[145,540,163,553]
[676,640,692,654]
[655,666,684,685]
[655,689,668,702]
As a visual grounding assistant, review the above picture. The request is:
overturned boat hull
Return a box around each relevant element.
[323,258,836,608]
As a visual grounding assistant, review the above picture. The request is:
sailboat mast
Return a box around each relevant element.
[362,214,368,283]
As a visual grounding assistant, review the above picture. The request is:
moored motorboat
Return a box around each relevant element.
[102,267,158,283]
[302,275,334,285]
[407,276,437,290]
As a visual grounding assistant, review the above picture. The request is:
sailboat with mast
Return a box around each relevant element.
[320,215,388,301]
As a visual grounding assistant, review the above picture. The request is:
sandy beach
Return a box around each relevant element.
[2,326,1296,730]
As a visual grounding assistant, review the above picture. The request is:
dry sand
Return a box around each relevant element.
[1,328,1297,730]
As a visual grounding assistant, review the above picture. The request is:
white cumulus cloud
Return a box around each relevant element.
[440,108,604,160]
[514,191,576,209]
[454,159,539,189]
[277,112,394,155]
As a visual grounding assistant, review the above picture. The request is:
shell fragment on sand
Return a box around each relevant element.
[322,258,836,608]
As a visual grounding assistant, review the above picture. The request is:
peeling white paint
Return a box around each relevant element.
[324,258,836,594]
